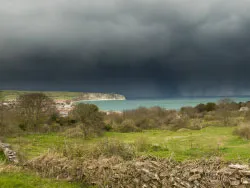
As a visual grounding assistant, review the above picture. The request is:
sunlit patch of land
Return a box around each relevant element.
[7,126,250,162]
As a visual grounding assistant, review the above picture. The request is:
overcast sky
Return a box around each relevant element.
[1,0,250,98]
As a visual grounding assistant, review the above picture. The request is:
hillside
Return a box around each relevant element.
[0,90,126,101]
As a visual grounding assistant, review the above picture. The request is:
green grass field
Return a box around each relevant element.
[1,145,91,188]
[7,126,250,162]
[0,172,83,188]
[0,157,86,188]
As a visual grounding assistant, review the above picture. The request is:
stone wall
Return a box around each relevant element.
[28,154,250,187]
[0,141,18,164]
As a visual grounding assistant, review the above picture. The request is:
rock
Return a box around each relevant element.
[27,154,250,187]
[133,178,140,184]
[188,174,201,182]
[241,177,250,184]
[230,180,241,186]
[239,107,249,112]
[240,170,250,176]
[159,171,169,178]
[180,181,192,188]
[0,140,19,164]
[217,167,236,175]
[209,180,223,188]
[190,167,203,174]
[141,174,151,182]
[229,164,249,170]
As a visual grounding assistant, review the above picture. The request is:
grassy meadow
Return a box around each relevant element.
[0,155,87,188]
[7,126,250,162]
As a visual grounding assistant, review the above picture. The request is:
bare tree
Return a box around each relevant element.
[16,93,56,130]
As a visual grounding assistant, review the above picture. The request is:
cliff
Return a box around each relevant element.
[1,90,126,101]
[73,93,126,101]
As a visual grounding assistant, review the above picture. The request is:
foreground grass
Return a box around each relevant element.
[7,126,250,162]
[0,153,89,187]
[0,172,83,188]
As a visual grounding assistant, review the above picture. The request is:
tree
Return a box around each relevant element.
[71,103,104,138]
[205,102,217,111]
[195,103,206,113]
[180,106,198,118]
[217,98,235,126]
[16,93,56,130]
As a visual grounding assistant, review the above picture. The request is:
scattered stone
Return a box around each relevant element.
[0,141,19,164]
[240,170,250,176]
[188,174,201,182]
[27,154,250,187]
[229,164,249,170]
[230,180,241,186]
[190,167,203,174]
[241,177,250,184]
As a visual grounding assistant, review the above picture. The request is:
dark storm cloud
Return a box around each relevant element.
[1,0,250,97]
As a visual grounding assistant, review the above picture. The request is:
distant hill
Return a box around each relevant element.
[0,90,126,101]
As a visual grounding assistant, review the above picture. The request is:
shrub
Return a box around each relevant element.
[70,103,105,138]
[195,104,206,113]
[92,139,135,160]
[50,123,61,132]
[234,123,250,140]
[104,124,112,131]
[40,124,50,133]
[217,98,239,111]
[206,102,217,111]
[150,144,168,152]
[58,139,136,160]
[169,116,190,131]
[180,106,197,118]
[106,107,179,131]
[63,126,84,138]
[244,111,250,121]
[134,136,151,152]
[118,119,141,133]
[189,119,202,130]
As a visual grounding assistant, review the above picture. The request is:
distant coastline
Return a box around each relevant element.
[1,90,126,101]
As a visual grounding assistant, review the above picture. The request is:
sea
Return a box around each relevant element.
[79,96,250,111]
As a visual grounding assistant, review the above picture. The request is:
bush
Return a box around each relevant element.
[206,103,217,111]
[70,103,105,138]
[50,123,61,132]
[40,124,50,133]
[106,107,179,131]
[118,119,141,133]
[57,139,135,160]
[104,124,112,131]
[169,116,190,131]
[234,123,250,140]
[92,139,135,160]
[189,119,202,130]
[180,106,197,118]
[195,104,206,113]
[134,137,168,152]
[134,136,151,152]
[63,126,85,138]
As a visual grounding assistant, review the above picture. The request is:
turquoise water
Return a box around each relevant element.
[79,97,250,111]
